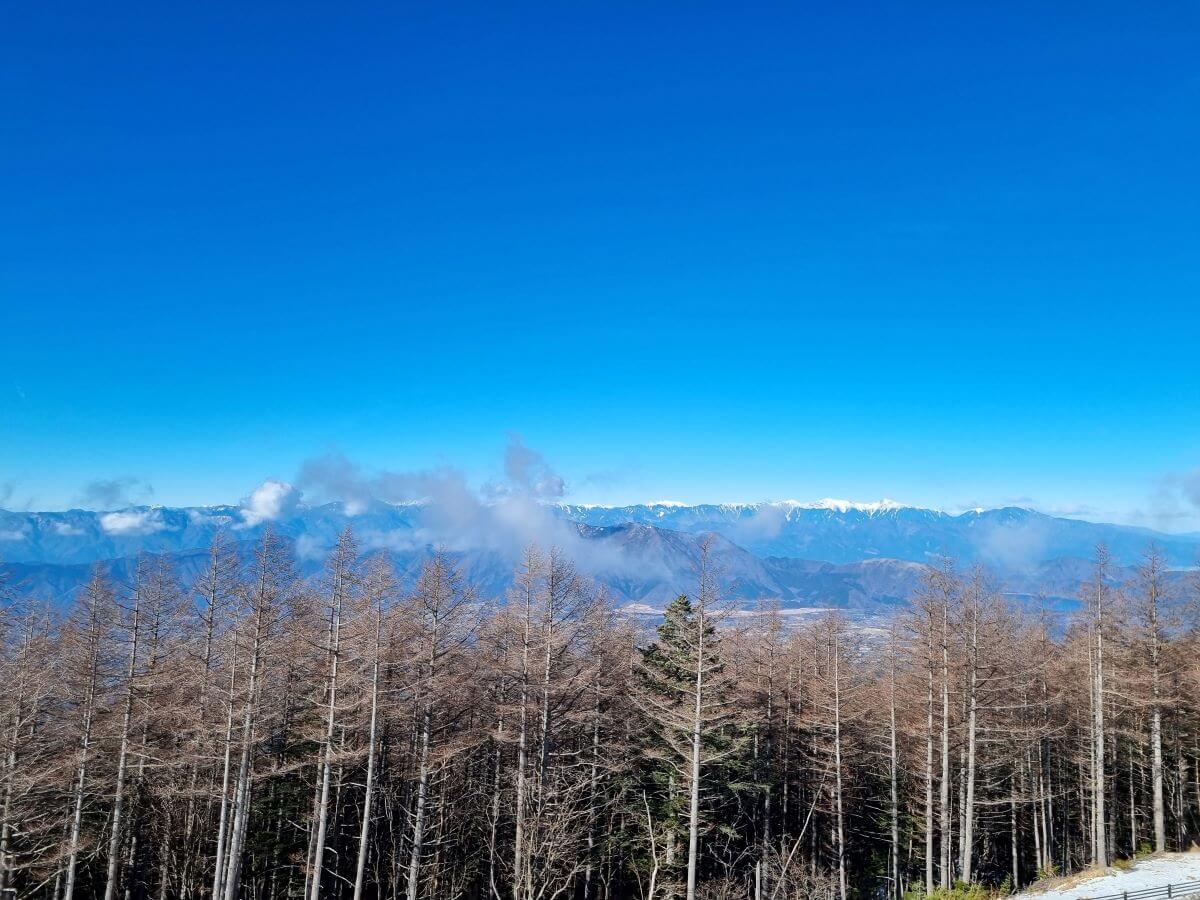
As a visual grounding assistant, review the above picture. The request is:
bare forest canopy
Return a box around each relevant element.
[0,529,1198,900]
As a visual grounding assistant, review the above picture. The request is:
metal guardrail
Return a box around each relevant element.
[1079,881,1200,900]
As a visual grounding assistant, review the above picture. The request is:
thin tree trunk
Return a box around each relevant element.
[961,600,978,883]
[0,627,31,897]
[103,585,143,900]
[685,610,704,900]
[939,600,951,889]
[308,589,343,900]
[184,549,227,900]
[1130,752,1139,856]
[832,632,847,900]
[1093,549,1109,867]
[512,593,532,900]
[211,660,238,900]
[63,596,104,900]
[405,706,431,900]
[1151,622,1165,852]
[488,716,504,900]
[925,624,935,895]
[1032,752,1043,872]
[1011,779,1020,889]
[223,606,265,900]
[585,684,601,900]
[890,630,900,900]
[0,713,16,897]
[352,610,382,900]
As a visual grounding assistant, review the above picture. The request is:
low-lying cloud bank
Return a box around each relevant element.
[246,437,658,580]
[99,509,168,536]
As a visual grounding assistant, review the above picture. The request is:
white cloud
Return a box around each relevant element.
[1144,468,1200,532]
[240,480,301,527]
[360,528,419,553]
[287,442,626,573]
[0,528,27,541]
[502,434,566,500]
[970,517,1052,572]
[51,521,84,536]
[99,509,168,536]
[294,533,328,561]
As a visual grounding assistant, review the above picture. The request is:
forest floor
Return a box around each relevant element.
[1020,851,1200,900]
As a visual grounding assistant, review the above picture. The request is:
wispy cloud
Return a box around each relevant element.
[288,438,651,579]
[297,454,379,515]
[299,434,569,511]
[78,477,154,510]
[497,434,566,500]
[0,480,38,512]
[1145,468,1200,531]
[1176,470,1200,509]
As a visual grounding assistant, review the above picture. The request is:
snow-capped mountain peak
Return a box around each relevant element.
[796,498,907,514]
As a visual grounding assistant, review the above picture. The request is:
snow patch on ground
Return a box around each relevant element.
[1021,853,1200,900]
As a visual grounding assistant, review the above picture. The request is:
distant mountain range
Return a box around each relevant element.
[1,500,1196,615]
[558,500,1200,568]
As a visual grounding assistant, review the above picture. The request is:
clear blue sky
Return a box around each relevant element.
[3,2,1199,527]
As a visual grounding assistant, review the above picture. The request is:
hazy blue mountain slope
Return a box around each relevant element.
[0,502,420,565]
[556,502,1200,567]
[4,501,1196,569]
[2,501,1195,615]
[9,522,1180,620]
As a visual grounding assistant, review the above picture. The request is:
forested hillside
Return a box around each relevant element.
[1,530,1198,900]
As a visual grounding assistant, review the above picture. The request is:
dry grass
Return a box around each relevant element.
[1020,849,1200,897]
[1021,866,1117,896]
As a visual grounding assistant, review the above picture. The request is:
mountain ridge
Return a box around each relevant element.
[2,499,1197,568]
[2,500,1196,614]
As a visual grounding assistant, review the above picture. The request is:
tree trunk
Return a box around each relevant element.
[960,601,978,883]
[211,660,238,900]
[1151,619,1165,853]
[685,605,706,900]
[352,610,382,900]
[1011,780,1020,889]
[405,706,432,900]
[939,601,951,889]
[585,684,601,900]
[308,597,342,900]
[183,547,228,900]
[1093,549,1109,867]
[63,594,104,900]
[104,584,143,900]
[890,631,900,900]
[925,626,935,895]
[222,609,264,900]
[1130,753,1139,856]
[488,716,504,900]
[832,633,847,900]
[512,590,532,900]
[0,627,31,897]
